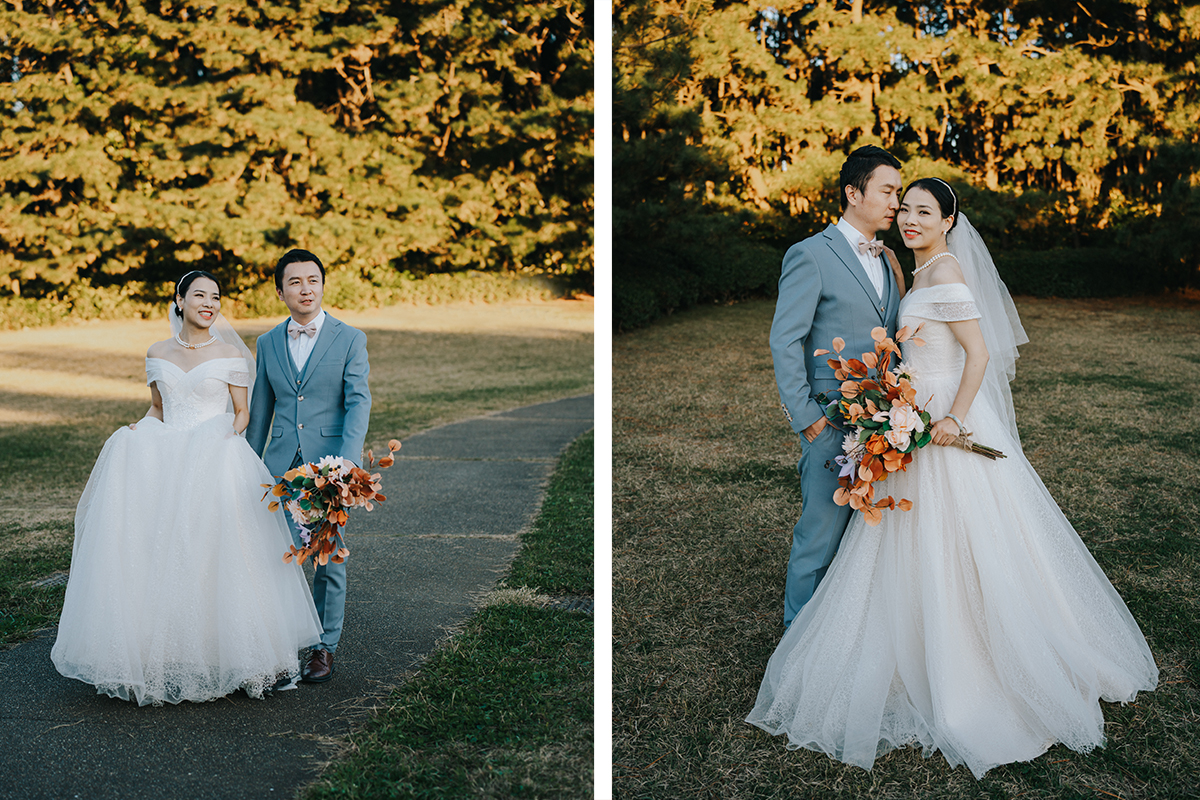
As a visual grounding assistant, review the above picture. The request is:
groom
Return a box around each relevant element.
[247,249,372,683]
[770,145,903,628]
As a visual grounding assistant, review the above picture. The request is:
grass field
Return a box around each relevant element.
[612,296,1200,799]
[0,299,593,645]
[303,432,594,800]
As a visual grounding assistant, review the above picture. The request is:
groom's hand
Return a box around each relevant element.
[803,417,827,443]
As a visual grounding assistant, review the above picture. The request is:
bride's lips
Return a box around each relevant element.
[902,230,919,238]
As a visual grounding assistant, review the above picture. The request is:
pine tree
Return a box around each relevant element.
[0,0,593,303]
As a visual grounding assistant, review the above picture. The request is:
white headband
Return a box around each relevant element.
[930,177,957,218]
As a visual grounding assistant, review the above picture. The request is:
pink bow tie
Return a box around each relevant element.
[858,238,884,257]
[288,321,317,339]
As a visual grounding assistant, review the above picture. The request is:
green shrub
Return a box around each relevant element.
[993,247,1195,297]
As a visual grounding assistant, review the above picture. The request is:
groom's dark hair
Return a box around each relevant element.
[839,145,902,211]
[274,249,326,291]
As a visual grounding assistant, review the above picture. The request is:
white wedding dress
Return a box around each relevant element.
[747,283,1158,778]
[51,356,322,706]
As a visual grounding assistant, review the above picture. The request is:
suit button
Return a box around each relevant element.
[298,423,304,430]
[298,395,304,401]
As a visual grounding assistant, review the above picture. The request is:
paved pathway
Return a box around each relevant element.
[0,394,594,800]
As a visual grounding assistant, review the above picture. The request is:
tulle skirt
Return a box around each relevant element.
[51,414,322,706]
[747,376,1158,778]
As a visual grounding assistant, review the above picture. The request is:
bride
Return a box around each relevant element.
[746,179,1159,778]
[51,270,322,706]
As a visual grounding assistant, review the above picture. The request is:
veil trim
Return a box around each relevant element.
[945,213,1029,447]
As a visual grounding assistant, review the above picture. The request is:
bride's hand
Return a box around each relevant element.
[929,418,960,447]
[128,422,137,430]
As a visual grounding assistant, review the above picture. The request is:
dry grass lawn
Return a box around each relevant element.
[613,296,1200,799]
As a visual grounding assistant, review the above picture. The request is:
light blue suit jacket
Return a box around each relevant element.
[247,314,372,477]
[770,224,901,434]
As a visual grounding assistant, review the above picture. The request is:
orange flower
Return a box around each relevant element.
[871,327,887,342]
[863,351,878,369]
[832,337,846,353]
[840,380,860,398]
[864,435,889,455]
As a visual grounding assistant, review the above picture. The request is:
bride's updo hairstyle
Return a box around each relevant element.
[174,270,222,318]
[905,178,959,232]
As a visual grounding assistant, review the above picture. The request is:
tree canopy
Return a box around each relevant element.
[614,0,1200,327]
[1,0,593,305]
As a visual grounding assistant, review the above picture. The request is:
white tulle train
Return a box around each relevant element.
[52,357,321,706]
[748,285,1158,778]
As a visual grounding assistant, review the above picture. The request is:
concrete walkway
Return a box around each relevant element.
[0,394,594,800]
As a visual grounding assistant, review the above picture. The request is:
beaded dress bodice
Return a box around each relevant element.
[146,357,250,430]
[896,283,981,415]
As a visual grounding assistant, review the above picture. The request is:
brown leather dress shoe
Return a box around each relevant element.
[300,648,334,683]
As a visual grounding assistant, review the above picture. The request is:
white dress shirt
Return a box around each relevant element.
[836,217,886,300]
[287,309,326,373]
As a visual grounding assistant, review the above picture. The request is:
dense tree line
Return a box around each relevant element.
[614,0,1200,329]
[1,0,593,311]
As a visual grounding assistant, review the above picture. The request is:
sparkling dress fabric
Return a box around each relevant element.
[747,284,1158,778]
[51,357,322,706]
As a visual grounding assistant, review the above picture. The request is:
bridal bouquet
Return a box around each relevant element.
[262,440,401,565]
[815,327,1007,525]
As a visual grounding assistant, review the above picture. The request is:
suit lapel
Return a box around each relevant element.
[882,258,899,326]
[823,227,885,323]
[298,316,342,392]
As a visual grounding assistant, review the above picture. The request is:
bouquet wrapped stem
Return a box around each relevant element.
[951,432,1006,460]
[262,439,401,565]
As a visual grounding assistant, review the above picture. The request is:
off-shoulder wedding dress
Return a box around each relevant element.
[747,280,1158,778]
[51,356,321,706]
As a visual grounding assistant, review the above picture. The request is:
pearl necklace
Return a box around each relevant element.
[175,333,218,350]
[913,251,954,276]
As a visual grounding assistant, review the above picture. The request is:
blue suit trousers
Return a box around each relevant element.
[784,422,854,628]
[288,451,346,654]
